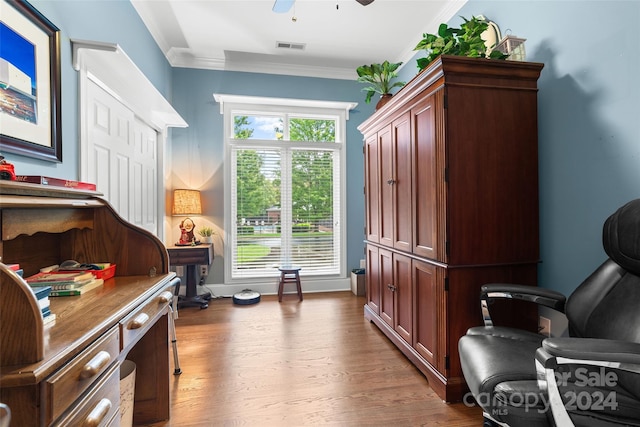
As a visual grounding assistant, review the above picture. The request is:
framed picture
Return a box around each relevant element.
[0,0,61,162]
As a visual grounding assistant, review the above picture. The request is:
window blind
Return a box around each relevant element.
[230,114,341,279]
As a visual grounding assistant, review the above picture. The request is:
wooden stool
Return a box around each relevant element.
[278,267,302,302]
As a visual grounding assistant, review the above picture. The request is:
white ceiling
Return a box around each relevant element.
[131,0,467,80]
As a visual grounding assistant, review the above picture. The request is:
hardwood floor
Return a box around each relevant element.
[157,291,482,426]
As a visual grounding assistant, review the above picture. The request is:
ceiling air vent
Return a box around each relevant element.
[276,41,306,50]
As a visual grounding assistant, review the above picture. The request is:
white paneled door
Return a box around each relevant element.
[84,79,159,236]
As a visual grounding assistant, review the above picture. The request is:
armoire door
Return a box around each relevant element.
[364,133,380,243]
[392,112,412,252]
[365,244,381,314]
[412,93,440,261]
[379,247,394,327]
[378,125,394,248]
[413,258,439,369]
[393,251,412,343]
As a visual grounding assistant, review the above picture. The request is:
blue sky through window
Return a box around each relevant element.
[244,115,281,139]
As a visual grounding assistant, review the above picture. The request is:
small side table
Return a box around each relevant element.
[167,243,213,309]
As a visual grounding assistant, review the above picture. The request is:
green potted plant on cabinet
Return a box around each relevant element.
[356,60,406,110]
[414,16,508,71]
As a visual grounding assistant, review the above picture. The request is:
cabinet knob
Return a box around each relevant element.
[386,179,396,185]
[80,350,111,379]
[159,290,174,304]
[387,283,396,292]
[83,398,112,427]
[128,312,150,330]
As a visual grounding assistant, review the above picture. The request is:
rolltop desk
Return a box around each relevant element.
[0,180,178,426]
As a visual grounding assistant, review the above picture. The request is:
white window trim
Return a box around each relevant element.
[214,94,356,290]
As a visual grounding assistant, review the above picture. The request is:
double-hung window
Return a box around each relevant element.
[216,95,355,282]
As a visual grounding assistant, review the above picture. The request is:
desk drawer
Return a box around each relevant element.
[52,363,120,427]
[120,286,174,350]
[168,245,213,265]
[46,327,120,423]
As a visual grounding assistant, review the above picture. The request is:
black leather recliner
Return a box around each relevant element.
[458,199,640,426]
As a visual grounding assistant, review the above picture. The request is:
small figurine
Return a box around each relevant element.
[0,155,16,181]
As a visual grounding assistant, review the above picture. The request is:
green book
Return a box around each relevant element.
[49,279,104,297]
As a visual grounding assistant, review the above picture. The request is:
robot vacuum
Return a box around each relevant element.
[233,289,261,305]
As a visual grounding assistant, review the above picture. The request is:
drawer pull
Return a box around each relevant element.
[159,290,174,303]
[80,351,111,379]
[129,312,150,329]
[83,398,112,427]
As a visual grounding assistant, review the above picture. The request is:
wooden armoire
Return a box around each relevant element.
[358,55,544,402]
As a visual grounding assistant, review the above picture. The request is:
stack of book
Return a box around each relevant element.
[25,270,104,297]
[7,263,23,277]
[33,285,56,325]
[12,261,56,324]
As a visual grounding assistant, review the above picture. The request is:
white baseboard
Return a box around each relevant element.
[198,277,351,298]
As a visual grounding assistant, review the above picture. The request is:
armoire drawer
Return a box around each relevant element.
[45,326,120,423]
[120,287,174,350]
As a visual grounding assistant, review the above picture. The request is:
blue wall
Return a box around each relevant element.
[397,1,640,300]
[170,68,371,283]
[5,0,640,303]
[2,0,172,177]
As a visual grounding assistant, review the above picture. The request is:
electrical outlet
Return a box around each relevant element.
[200,265,208,277]
[539,316,551,337]
[175,266,184,277]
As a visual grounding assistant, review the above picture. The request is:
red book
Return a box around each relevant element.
[15,175,96,191]
[6,263,20,271]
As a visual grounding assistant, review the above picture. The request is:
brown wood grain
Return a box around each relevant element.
[0,266,44,366]
[1,183,176,425]
[154,292,482,426]
[359,55,543,402]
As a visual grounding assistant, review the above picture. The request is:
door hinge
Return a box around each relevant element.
[445,241,450,256]
[445,355,450,370]
[444,167,449,182]
[444,277,449,291]
[443,93,448,109]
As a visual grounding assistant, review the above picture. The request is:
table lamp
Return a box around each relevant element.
[172,189,202,246]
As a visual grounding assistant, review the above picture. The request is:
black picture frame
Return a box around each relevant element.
[0,0,62,162]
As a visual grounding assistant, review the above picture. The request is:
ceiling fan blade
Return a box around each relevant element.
[355,0,374,5]
[273,0,295,13]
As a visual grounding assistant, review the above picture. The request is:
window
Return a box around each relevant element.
[216,95,355,282]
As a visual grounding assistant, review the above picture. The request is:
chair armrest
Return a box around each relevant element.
[479,283,566,327]
[481,283,566,312]
[535,338,640,427]
[541,337,640,365]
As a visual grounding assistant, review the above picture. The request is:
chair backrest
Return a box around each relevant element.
[565,199,640,343]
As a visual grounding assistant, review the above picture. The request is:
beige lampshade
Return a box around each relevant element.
[172,189,202,215]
